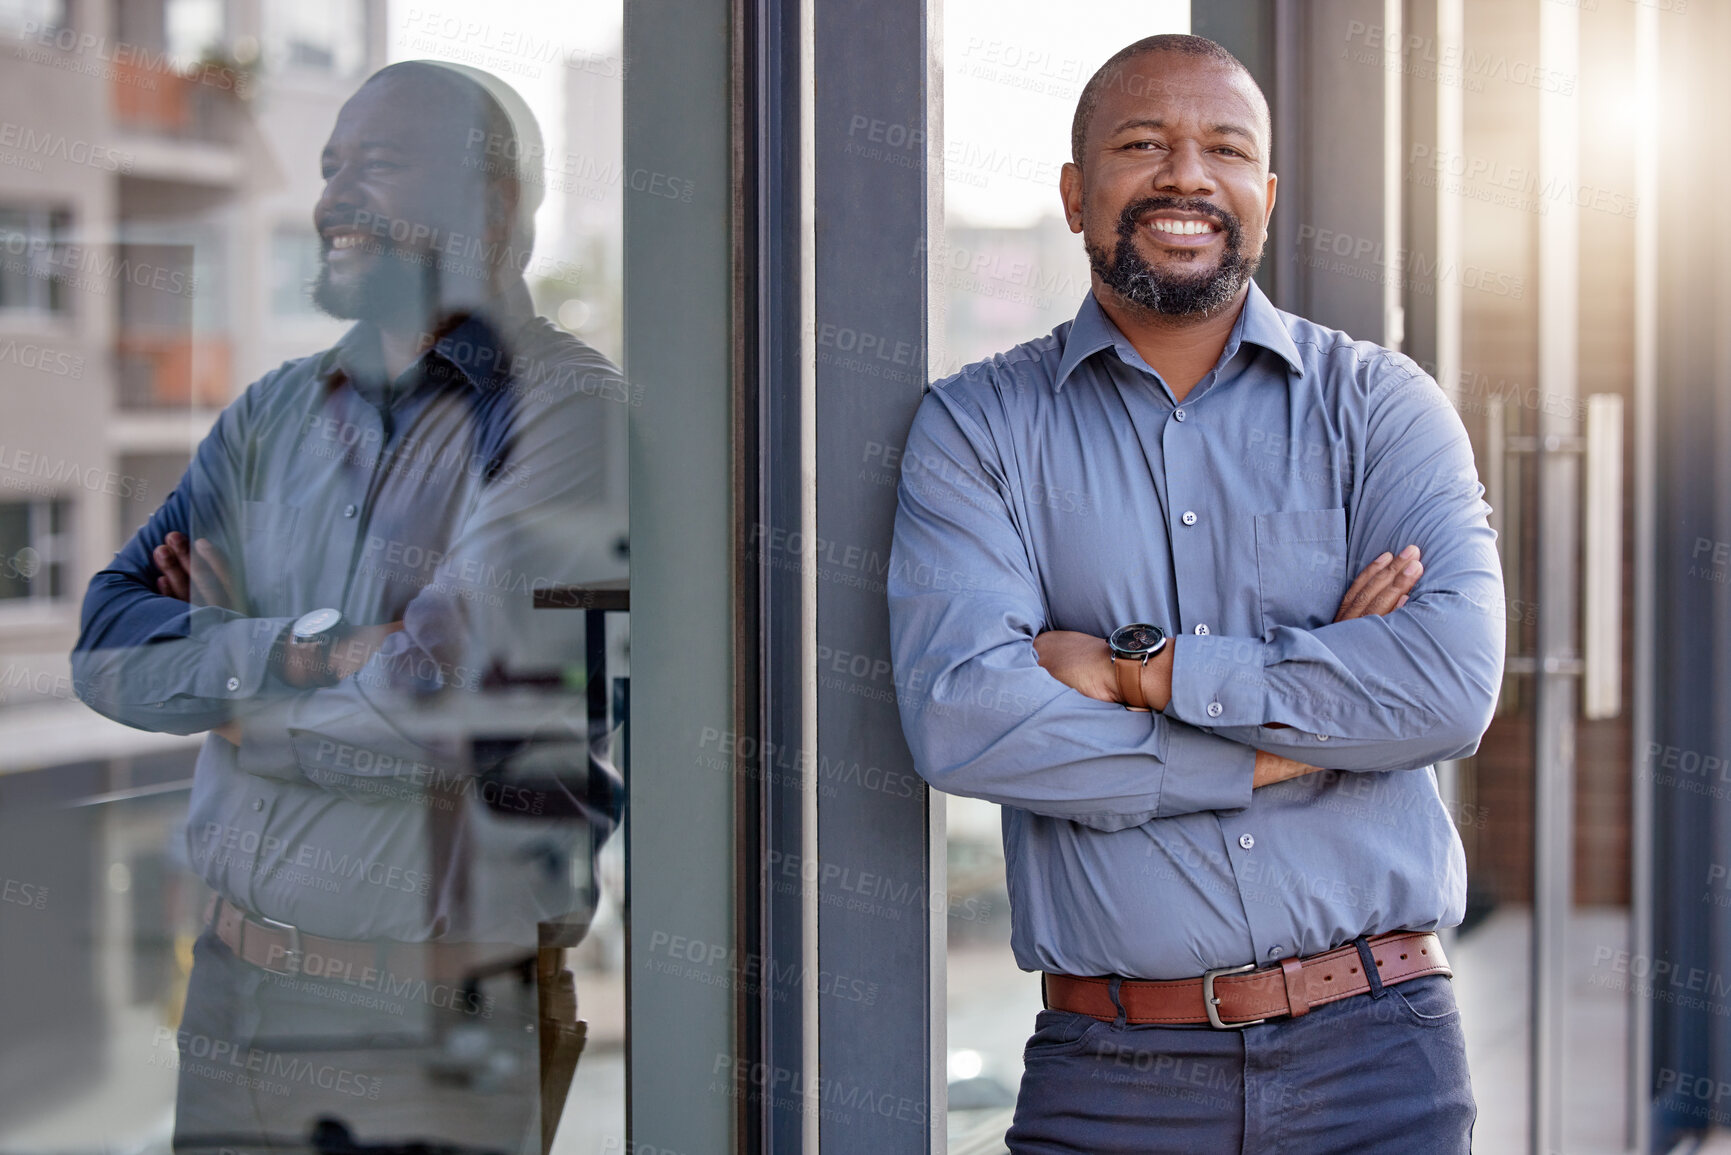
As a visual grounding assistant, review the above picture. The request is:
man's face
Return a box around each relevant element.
[1060,52,1276,319]
[312,75,496,322]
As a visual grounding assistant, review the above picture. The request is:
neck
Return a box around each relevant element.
[1093,282,1249,404]
[368,272,528,382]
[377,324,430,383]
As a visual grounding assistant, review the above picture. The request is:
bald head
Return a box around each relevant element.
[1070,35,1270,167]
[352,61,545,244]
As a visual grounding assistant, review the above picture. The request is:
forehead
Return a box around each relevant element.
[325,74,486,159]
[1091,52,1266,148]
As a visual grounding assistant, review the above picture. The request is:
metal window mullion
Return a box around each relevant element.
[1628,3,1659,1146]
[1532,5,1580,1154]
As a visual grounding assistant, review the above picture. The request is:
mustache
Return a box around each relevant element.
[1116,196,1239,237]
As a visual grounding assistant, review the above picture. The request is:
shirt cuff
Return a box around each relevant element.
[1167,634,1271,730]
[1158,720,1254,814]
[194,612,296,701]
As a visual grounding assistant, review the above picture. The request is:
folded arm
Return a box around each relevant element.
[1166,372,1505,770]
[888,389,1260,833]
[72,397,295,735]
[1031,547,1426,787]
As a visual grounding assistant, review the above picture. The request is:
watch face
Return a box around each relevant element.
[1109,622,1167,658]
[293,607,343,641]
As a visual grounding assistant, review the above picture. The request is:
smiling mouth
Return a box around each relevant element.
[326,233,366,251]
[1146,217,1220,238]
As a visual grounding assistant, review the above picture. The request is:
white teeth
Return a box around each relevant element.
[1150,218,1216,236]
[329,234,363,249]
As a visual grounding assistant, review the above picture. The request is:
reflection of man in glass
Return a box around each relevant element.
[73,62,622,1154]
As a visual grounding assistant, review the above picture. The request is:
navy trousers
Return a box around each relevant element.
[1005,974,1475,1154]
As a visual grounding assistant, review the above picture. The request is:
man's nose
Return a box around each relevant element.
[1152,141,1214,197]
[315,161,361,223]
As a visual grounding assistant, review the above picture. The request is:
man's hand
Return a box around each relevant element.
[1335,544,1423,622]
[1032,630,1120,705]
[1253,750,1327,788]
[153,531,237,609]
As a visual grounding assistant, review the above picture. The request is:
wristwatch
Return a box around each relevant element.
[287,607,346,685]
[1108,622,1169,712]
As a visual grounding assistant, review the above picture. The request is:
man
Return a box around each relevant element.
[72,62,623,1153]
[889,35,1502,1153]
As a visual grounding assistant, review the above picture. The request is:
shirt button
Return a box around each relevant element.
[1267,946,1284,959]
[1173,408,1187,422]
[1206,701,1223,718]
[1316,733,1330,741]
[1239,833,1255,850]
[252,799,264,812]
[1193,623,1210,636]
[343,504,358,518]
[1181,510,1198,526]
[225,677,240,692]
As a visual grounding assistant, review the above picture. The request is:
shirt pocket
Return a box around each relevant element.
[1253,507,1348,633]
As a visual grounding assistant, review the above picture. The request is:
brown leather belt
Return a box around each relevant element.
[206,895,529,985]
[1043,931,1449,1029]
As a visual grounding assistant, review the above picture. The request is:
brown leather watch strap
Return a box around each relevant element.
[1115,655,1151,712]
[1043,931,1450,1027]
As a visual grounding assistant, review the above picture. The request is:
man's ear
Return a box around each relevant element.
[485,179,521,245]
[1059,162,1085,234]
[1264,170,1278,227]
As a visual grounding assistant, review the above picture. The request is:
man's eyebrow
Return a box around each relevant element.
[322,140,409,161]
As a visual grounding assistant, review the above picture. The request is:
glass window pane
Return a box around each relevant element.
[262,0,367,78]
[0,3,632,1152]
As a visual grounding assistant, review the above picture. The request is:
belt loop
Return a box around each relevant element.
[1354,937,1387,999]
[1108,976,1127,1028]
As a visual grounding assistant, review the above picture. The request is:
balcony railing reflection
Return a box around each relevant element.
[110,59,245,146]
[115,333,231,409]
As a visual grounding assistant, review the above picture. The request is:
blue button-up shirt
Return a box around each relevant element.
[888,284,1505,980]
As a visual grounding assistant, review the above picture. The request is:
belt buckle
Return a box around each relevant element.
[258,916,304,976]
[1203,962,1265,1030]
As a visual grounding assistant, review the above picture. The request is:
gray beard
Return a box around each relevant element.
[313,239,435,324]
[1087,197,1260,318]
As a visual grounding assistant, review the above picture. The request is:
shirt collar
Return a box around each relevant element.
[316,278,539,395]
[1052,279,1305,392]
